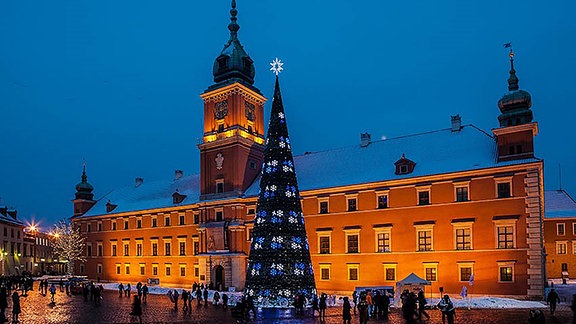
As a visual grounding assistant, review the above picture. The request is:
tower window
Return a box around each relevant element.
[216,211,223,222]
[216,181,224,193]
[218,124,224,132]
[248,125,253,134]
[249,160,256,170]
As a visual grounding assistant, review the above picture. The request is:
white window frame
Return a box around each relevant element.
[383,263,397,281]
[423,262,438,282]
[374,227,392,253]
[414,224,434,252]
[493,219,517,249]
[215,179,224,193]
[346,194,358,212]
[317,229,332,254]
[319,263,331,281]
[135,239,143,256]
[573,242,576,255]
[125,263,130,275]
[457,262,474,282]
[163,238,172,256]
[192,237,200,255]
[111,242,117,256]
[151,215,158,228]
[179,264,186,277]
[495,176,513,198]
[452,221,474,250]
[97,243,103,257]
[246,224,254,241]
[139,263,145,275]
[347,263,359,281]
[344,228,361,253]
[150,239,159,256]
[454,181,470,202]
[376,190,390,209]
[194,264,200,278]
[416,186,431,206]
[123,241,130,256]
[557,223,566,236]
[557,241,568,255]
[178,238,186,256]
[497,260,516,283]
[318,197,330,214]
[152,263,158,276]
[165,263,172,276]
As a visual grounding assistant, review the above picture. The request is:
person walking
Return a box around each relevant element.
[142,284,148,304]
[417,290,430,320]
[380,290,390,320]
[319,293,327,322]
[437,295,455,324]
[222,293,229,310]
[173,289,180,310]
[352,290,358,315]
[213,291,220,306]
[342,296,352,324]
[203,288,209,307]
[49,283,57,303]
[125,283,131,297]
[196,287,203,306]
[118,283,124,298]
[182,290,189,312]
[0,287,8,323]
[311,294,319,317]
[129,295,143,324]
[11,291,20,324]
[547,288,561,316]
[358,293,369,324]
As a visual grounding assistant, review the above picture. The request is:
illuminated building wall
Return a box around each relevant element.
[543,190,576,279]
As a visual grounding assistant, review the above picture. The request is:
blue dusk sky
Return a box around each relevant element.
[0,1,575,229]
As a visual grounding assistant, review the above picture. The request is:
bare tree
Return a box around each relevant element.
[51,219,86,276]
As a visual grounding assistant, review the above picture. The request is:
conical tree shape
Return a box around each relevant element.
[244,76,316,306]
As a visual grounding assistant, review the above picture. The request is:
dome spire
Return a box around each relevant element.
[506,44,519,91]
[81,160,88,183]
[228,0,239,40]
[75,160,94,200]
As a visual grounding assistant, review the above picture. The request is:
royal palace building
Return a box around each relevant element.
[543,189,576,280]
[72,2,546,298]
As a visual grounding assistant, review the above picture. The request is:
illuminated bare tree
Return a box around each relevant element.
[51,219,86,276]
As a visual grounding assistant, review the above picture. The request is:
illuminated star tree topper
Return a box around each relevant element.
[270,57,284,75]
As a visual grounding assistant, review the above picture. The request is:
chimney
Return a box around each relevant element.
[135,177,144,188]
[360,133,371,147]
[174,170,183,180]
[451,114,462,132]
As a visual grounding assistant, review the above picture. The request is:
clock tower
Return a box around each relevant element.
[198,0,266,200]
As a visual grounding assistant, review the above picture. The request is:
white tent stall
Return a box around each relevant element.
[394,272,431,306]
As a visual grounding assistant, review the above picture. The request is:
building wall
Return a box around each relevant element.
[0,223,25,275]
[544,218,576,279]
[75,162,544,297]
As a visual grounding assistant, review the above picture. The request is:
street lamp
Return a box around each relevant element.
[27,224,38,275]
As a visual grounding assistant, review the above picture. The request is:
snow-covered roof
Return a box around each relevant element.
[81,175,201,217]
[545,190,576,219]
[78,124,541,218]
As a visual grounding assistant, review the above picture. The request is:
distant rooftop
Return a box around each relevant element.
[545,190,576,219]
[77,124,542,218]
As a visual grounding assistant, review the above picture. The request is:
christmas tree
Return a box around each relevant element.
[51,219,87,276]
[244,73,316,306]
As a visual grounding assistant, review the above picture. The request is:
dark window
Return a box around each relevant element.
[247,208,255,215]
[319,237,330,254]
[460,267,472,281]
[509,146,515,155]
[112,245,117,257]
[165,242,171,256]
[217,182,224,193]
[218,124,224,133]
[124,221,128,230]
[166,266,171,276]
[11,229,14,238]
[562,263,569,272]
[193,214,199,224]
[125,265,130,275]
[112,222,117,231]
[179,215,185,225]
[399,165,408,174]
[347,198,357,212]
[500,267,513,281]
[3,228,6,236]
[153,266,158,276]
[193,241,199,256]
[386,268,395,281]
[98,245,103,256]
[418,191,430,205]
[87,245,92,257]
[425,267,437,281]
[165,216,170,226]
[179,242,186,256]
[216,211,223,222]
[152,243,158,256]
[378,195,388,209]
[321,268,330,280]
[418,230,432,251]
[516,145,522,154]
[377,233,390,252]
[249,160,256,169]
[136,244,142,256]
[87,224,91,232]
[497,182,511,198]
[180,267,186,277]
[558,223,565,235]
[347,235,359,253]
[349,268,358,281]
[116,265,121,275]
[456,187,468,202]
[248,125,253,134]
[319,201,329,214]
[124,244,129,256]
[98,223,102,231]
[455,228,471,250]
[497,226,514,249]
[140,265,145,275]
[152,218,157,228]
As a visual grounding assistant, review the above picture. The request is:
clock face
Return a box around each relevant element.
[214,100,228,119]
[245,101,255,122]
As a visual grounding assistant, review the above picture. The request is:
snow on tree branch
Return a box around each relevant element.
[51,219,86,276]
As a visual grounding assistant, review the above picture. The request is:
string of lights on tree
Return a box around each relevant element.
[244,59,316,306]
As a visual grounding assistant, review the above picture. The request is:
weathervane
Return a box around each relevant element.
[504,42,513,58]
[270,58,284,76]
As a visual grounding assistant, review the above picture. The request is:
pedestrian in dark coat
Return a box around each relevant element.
[417,290,430,320]
[142,285,148,304]
[0,287,8,323]
[319,293,328,321]
[402,291,417,323]
[352,290,358,315]
[222,293,229,310]
[173,289,180,310]
[129,295,143,324]
[182,290,189,312]
[379,290,390,320]
[547,288,561,316]
[11,292,20,324]
[203,288,209,307]
[118,283,124,297]
[357,293,369,324]
[342,296,352,324]
[311,294,319,317]
[437,295,455,324]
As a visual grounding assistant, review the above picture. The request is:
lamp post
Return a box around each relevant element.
[28,225,38,275]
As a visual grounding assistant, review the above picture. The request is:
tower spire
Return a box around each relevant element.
[507,46,519,91]
[228,0,239,40]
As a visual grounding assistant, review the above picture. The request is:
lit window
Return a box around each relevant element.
[499,267,513,282]
[116,264,121,275]
[417,229,433,252]
[151,242,158,256]
[424,263,438,282]
[140,264,145,275]
[319,236,330,254]
[165,264,171,276]
[165,242,171,256]
[456,186,469,202]
[179,241,186,256]
[455,227,472,250]
[375,228,391,253]
[152,264,158,276]
[497,226,514,249]
[458,263,474,282]
[347,234,359,253]
[347,196,357,212]
[557,242,567,255]
[383,264,396,281]
[319,200,329,214]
